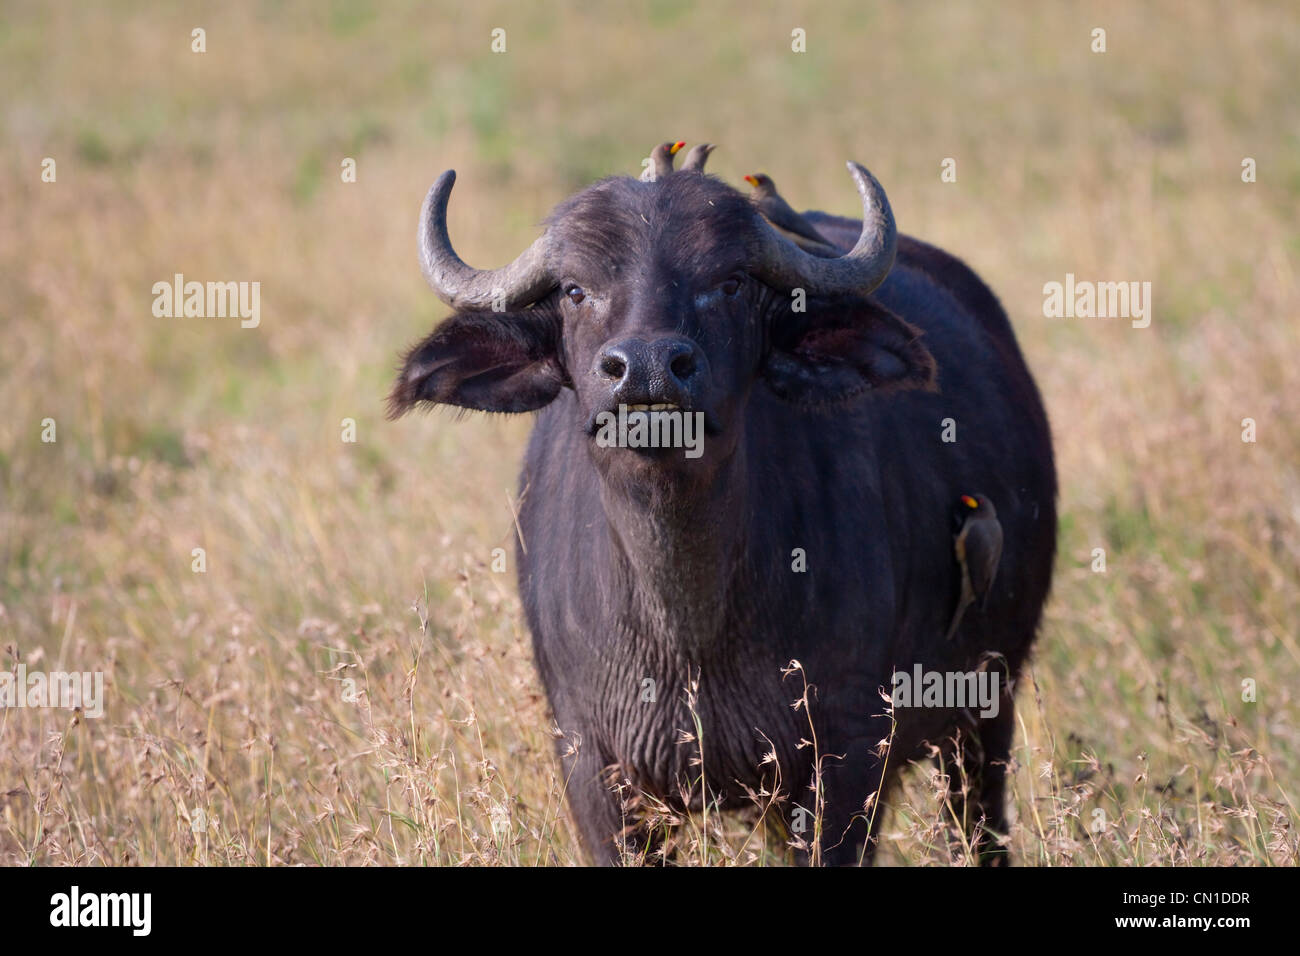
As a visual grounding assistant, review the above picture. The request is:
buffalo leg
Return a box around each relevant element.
[942,693,1016,866]
[813,736,892,867]
[556,732,660,865]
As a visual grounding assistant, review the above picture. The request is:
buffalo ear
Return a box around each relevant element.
[762,298,937,404]
[387,310,567,418]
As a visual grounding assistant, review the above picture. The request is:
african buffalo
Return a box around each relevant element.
[389,151,1056,865]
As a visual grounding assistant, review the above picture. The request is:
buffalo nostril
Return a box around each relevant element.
[600,354,627,380]
[670,351,697,382]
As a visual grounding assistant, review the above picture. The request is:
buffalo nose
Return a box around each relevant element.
[595,336,707,404]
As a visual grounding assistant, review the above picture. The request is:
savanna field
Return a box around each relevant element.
[1,1,1297,865]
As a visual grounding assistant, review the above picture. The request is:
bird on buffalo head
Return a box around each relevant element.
[744,172,835,251]
[680,142,716,173]
[946,493,1003,641]
[639,140,685,181]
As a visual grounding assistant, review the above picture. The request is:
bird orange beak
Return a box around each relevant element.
[670,141,685,155]
[743,174,759,187]
[961,495,978,509]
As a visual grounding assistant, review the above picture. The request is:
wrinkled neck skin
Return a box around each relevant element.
[594,440,748,655]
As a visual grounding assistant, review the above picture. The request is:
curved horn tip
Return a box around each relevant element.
[430,169,457,195]
[845,161,882,193]
[845,161,895,229]
[423,170,458,218]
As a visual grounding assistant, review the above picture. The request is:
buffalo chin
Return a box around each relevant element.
[586,430,730,497]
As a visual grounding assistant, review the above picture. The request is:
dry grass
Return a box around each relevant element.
[1,0,1297,865]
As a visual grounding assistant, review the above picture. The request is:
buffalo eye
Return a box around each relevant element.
[719,275,743,297]
[565,285,586,305]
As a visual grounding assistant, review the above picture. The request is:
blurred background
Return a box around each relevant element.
[1,0,1297,864]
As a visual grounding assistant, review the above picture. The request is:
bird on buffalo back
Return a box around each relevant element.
[743,172,837,253]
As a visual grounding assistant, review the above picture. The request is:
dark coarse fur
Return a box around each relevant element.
[390,168,1057,866]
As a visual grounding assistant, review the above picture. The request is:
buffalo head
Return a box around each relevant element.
[388,154,936,486]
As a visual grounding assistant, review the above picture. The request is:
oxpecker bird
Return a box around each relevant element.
[946,493,1003,641]
[744,172,834,249]
[680,142,716,173]
[639,140,685,182]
